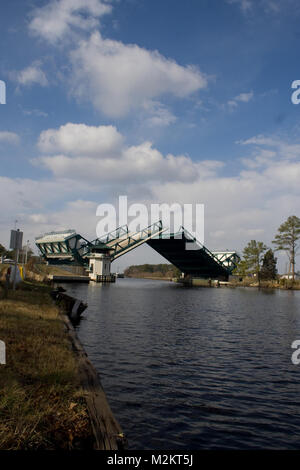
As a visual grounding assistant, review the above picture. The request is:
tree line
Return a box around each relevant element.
[124,263,180,278]
[234,215,300,284]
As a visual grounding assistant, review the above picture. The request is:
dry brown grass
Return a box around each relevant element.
[33,264,76,276]
[0,283,93,449]
[229,277,300,290]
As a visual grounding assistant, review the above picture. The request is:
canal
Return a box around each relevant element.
[62,279,300,449]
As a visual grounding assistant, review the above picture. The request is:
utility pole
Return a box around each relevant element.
[10,227,23,291]
[13,245,19,290]
[25,240,30,264]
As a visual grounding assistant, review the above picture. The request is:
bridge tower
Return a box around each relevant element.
[88,246,114,282]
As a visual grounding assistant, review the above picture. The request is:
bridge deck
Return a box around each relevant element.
[147,235,231,280]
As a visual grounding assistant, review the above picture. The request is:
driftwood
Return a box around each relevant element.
[62,314,127,450]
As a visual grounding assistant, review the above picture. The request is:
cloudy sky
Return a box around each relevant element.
[1,0,300,270]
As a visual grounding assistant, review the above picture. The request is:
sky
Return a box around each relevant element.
[1,0,300,271]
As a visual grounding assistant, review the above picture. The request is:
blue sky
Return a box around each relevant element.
[1,0,300,270]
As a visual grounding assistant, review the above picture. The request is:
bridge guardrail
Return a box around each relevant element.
[178,227,235,274]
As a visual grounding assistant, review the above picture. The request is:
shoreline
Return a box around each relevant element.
[125,275,300,290]
[61,312,126,450]
[0,277,126,450]
[125,275,174,281]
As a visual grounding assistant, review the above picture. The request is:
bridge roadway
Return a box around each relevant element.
[147,232,237,280]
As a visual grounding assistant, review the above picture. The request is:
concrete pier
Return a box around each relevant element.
[49,274,89,283]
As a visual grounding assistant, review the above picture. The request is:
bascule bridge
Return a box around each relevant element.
[35,221,239,282]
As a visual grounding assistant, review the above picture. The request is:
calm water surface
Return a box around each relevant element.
[62,279,300,449]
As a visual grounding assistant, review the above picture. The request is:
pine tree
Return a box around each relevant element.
[272,215,300,282]
[260,249,277,280]
[242,240,267,286]
[233,259,248,277]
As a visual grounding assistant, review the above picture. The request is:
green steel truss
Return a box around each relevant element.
[92,224,129,246]
[35,231,92,266]
[35,222,165,265]
[108,220,165,261]
[211,251,240,271]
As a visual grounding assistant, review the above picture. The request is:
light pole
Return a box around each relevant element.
[13,231,20,290]
[25,240,30,264]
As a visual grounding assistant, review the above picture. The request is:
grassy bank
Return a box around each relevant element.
[0,281,93,450]
[229,278,300,290]
[177,277,300,289]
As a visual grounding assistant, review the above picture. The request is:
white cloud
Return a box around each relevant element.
[0,178,99,248]
[29,199,100,240]
[35,122,223,184]
[35,126,300,204]
[27,1,208,121]
[33,125,300,264]
[0,176,87,217]
[38,145,222,185]
[235,92,254,103]
[29,0,112,44]
[1,126,300,272]
[227,91,253,109]
[69,31,207,118]
[0,175,100,247]
[0,131,20,144]
[150,165,300,255]
[227,0,252,13]
[227,0,299,14]
[143,101,177,127]
[15,62,48,87]
[260,0,299,12]
[148,133,300,259]
[38,122,124,157]
[23,108,48,117]
[239,133,300,161]
[241,149,276,168]
[238,135,279,146]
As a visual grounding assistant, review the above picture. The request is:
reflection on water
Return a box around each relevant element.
[63,279,300,449]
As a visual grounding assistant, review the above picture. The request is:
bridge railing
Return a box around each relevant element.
[91,224,130,246]
[178,227,236,274]
[109,220,164,260]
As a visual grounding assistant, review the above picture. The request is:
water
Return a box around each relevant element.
[62,279,300,449]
